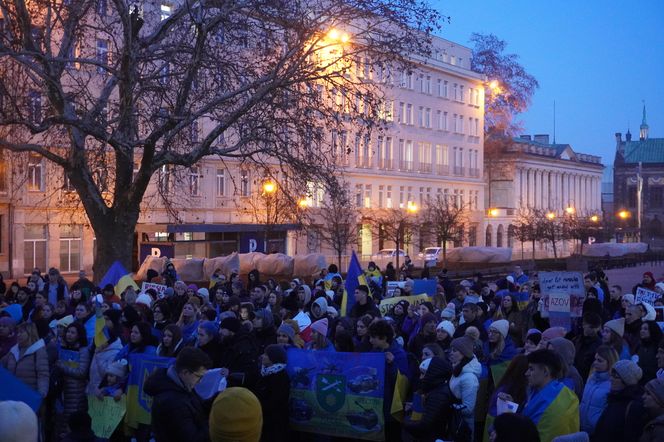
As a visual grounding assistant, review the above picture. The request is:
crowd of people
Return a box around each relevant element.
[1,262,664,442]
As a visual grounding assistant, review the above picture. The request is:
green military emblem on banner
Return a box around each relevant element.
[316,374,347,413]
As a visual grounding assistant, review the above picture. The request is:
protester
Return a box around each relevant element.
[579,345,618,435]
[254,344,290,442]
[637,321,663,384]
[449,336,482,439]
[145,347,212,442]
[1,322,49,397]
[157,323,184,357]
[57,322,90,425]
[593,359,644,442]
[209,387,262,442]
[641,378,664,442]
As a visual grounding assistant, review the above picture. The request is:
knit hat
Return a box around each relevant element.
[57,315,75,328]
[645,379,664,408]
[197,288,210,303]
[527,328,542,337]
[164,287,175,298]
[436,320,455,337]
[220,317,242,334]
[277,323,296,342]
[264,344,287,364]
[106,359,129,378]
[506,275,515,284]
[419,357,432,373]
[311,318,328,337]
[613,360,643,386]
[451,336,475,359]
[621,294,635,305]
[548,337,576,365]
[135,293,152,308]
[0,400,38,442]
[187,284,198,292]
[465,326,480,341]
[604,318,625,338]
[440,302,456,320]
[639,302,657,321]
[490,319,510,339]
[210,387,263,442]
[199,321,220,338]
[542,326,567,341]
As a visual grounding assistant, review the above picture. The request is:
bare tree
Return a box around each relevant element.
[0,0,440,278]
[312,183,357,270]
[512,207,537,260]
[423,195,468,267]
[367,207,420,273]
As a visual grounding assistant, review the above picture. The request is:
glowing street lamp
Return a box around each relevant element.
[546,212,556,221]
[298,198,309,209]
[406,201,418,214]
[565,206,575,215]
[488,208,499,217]
[590,215,599,223]
[327,28,350,43]
[262,181,276,194]
[618,210,630,220]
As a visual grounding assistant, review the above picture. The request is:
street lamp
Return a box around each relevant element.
[262,181,276,194]
[590,215,599,223]
[565,206,575,215]
[618,210,630,220]
[298,198,309,209]
[407,201,418,214]
[488,208,499,217]
[546,212,556,220]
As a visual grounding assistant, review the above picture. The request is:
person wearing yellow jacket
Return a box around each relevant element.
[498,348,579,442]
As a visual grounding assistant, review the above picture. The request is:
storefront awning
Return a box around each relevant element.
[166,223,301,233]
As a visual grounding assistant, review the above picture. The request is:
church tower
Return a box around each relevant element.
[640,103,649,140]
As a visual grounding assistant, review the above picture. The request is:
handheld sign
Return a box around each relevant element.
[636,287,659,306]
[539,272,585,318]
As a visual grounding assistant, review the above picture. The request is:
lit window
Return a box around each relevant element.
[216,169,225,196]
[28,155,43,191]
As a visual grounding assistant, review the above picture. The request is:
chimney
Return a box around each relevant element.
[626,131,632,142]
[519,135,531,141]
[615,132,622,143]
[615,132,623,154]
[534,134,550,144]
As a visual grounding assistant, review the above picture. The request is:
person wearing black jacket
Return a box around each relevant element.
[574,312,603,380]
[254,344,290,442]
[219,317,259,388]
[593,380,645,442]
[144,347,212,442]
[403,356,455,442]
[349,285,381,319]
[453,303,488,341]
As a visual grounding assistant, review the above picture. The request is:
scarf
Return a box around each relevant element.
[261,363,286,377]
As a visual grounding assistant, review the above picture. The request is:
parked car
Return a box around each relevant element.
[418,247,443,267]
[372,249,406,259]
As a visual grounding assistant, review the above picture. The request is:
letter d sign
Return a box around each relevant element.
[151,248,162,257]
[249,239,257,252]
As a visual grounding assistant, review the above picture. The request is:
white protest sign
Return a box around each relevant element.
[548,292,571,313]
[386,281,405,298]
[496,397,519,415]
[141,282,168,298]
[539,272,585,317]
[636,287,659,306]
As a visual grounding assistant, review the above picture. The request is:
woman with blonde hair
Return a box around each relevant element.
[177,300,200,344]
[579,344,619,436]
[1,322,49,397]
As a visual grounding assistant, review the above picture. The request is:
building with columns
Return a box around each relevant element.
[613,105,664,243]
[485,134,603,258]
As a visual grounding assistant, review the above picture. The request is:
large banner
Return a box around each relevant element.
[286,349,386,441]
[126,354,174,428]
[0,366,42,412]
[379,294,432,316]
[539,272,585,318]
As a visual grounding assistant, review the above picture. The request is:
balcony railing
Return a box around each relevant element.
[437,164,449,175]
[400,160,414,172]
[468,168,480,178]
[420,163,432,173]
[378,158,394,170]
[453,165,465,176]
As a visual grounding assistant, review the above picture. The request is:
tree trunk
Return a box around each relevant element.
[442,243,447,268]
[90,210,140,284]
[337,251,342,273]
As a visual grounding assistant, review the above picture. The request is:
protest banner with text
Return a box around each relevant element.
[539,272,585,318]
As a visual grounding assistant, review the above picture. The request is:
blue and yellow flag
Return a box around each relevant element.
[99,260,139,297]
[126,354,174,428]
[341,251,368,317]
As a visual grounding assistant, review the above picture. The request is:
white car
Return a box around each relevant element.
[372,249,406,259]
[418,247,443,266]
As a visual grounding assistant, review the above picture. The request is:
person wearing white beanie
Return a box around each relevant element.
[135,293,153,308]
[639,301,657,322]
[0,401,38,442]
[436,320,455,339]
[489,319,510,340]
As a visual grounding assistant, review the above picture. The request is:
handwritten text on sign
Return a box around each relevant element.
[539,272,585,317]
[636,287,659,306]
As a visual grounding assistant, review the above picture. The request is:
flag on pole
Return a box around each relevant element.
[341,251,368,316]
[99,260,139,297]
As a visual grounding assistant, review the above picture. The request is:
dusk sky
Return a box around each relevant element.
[434,0,664,172]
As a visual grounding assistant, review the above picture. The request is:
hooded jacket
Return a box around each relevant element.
[579,371,610,434]
[254,365,290,442]
[1,338,50,397]
[592,384,645,442]
[449,356,482,431]
[87,338,123,395]
[403,357,454,442]
[143,366,209,442]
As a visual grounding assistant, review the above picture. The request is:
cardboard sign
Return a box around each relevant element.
[539,272,585,318]
[141,282,168,298]
[88,395,127,438]
[379,294,432,316]
[636,287,659,306]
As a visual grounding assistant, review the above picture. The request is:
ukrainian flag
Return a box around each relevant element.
[126,354,174,428]
[341,251,368,317]
[99,260,139,298]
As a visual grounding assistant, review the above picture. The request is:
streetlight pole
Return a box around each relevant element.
[262,181,276,253]
[637,162,643,243]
